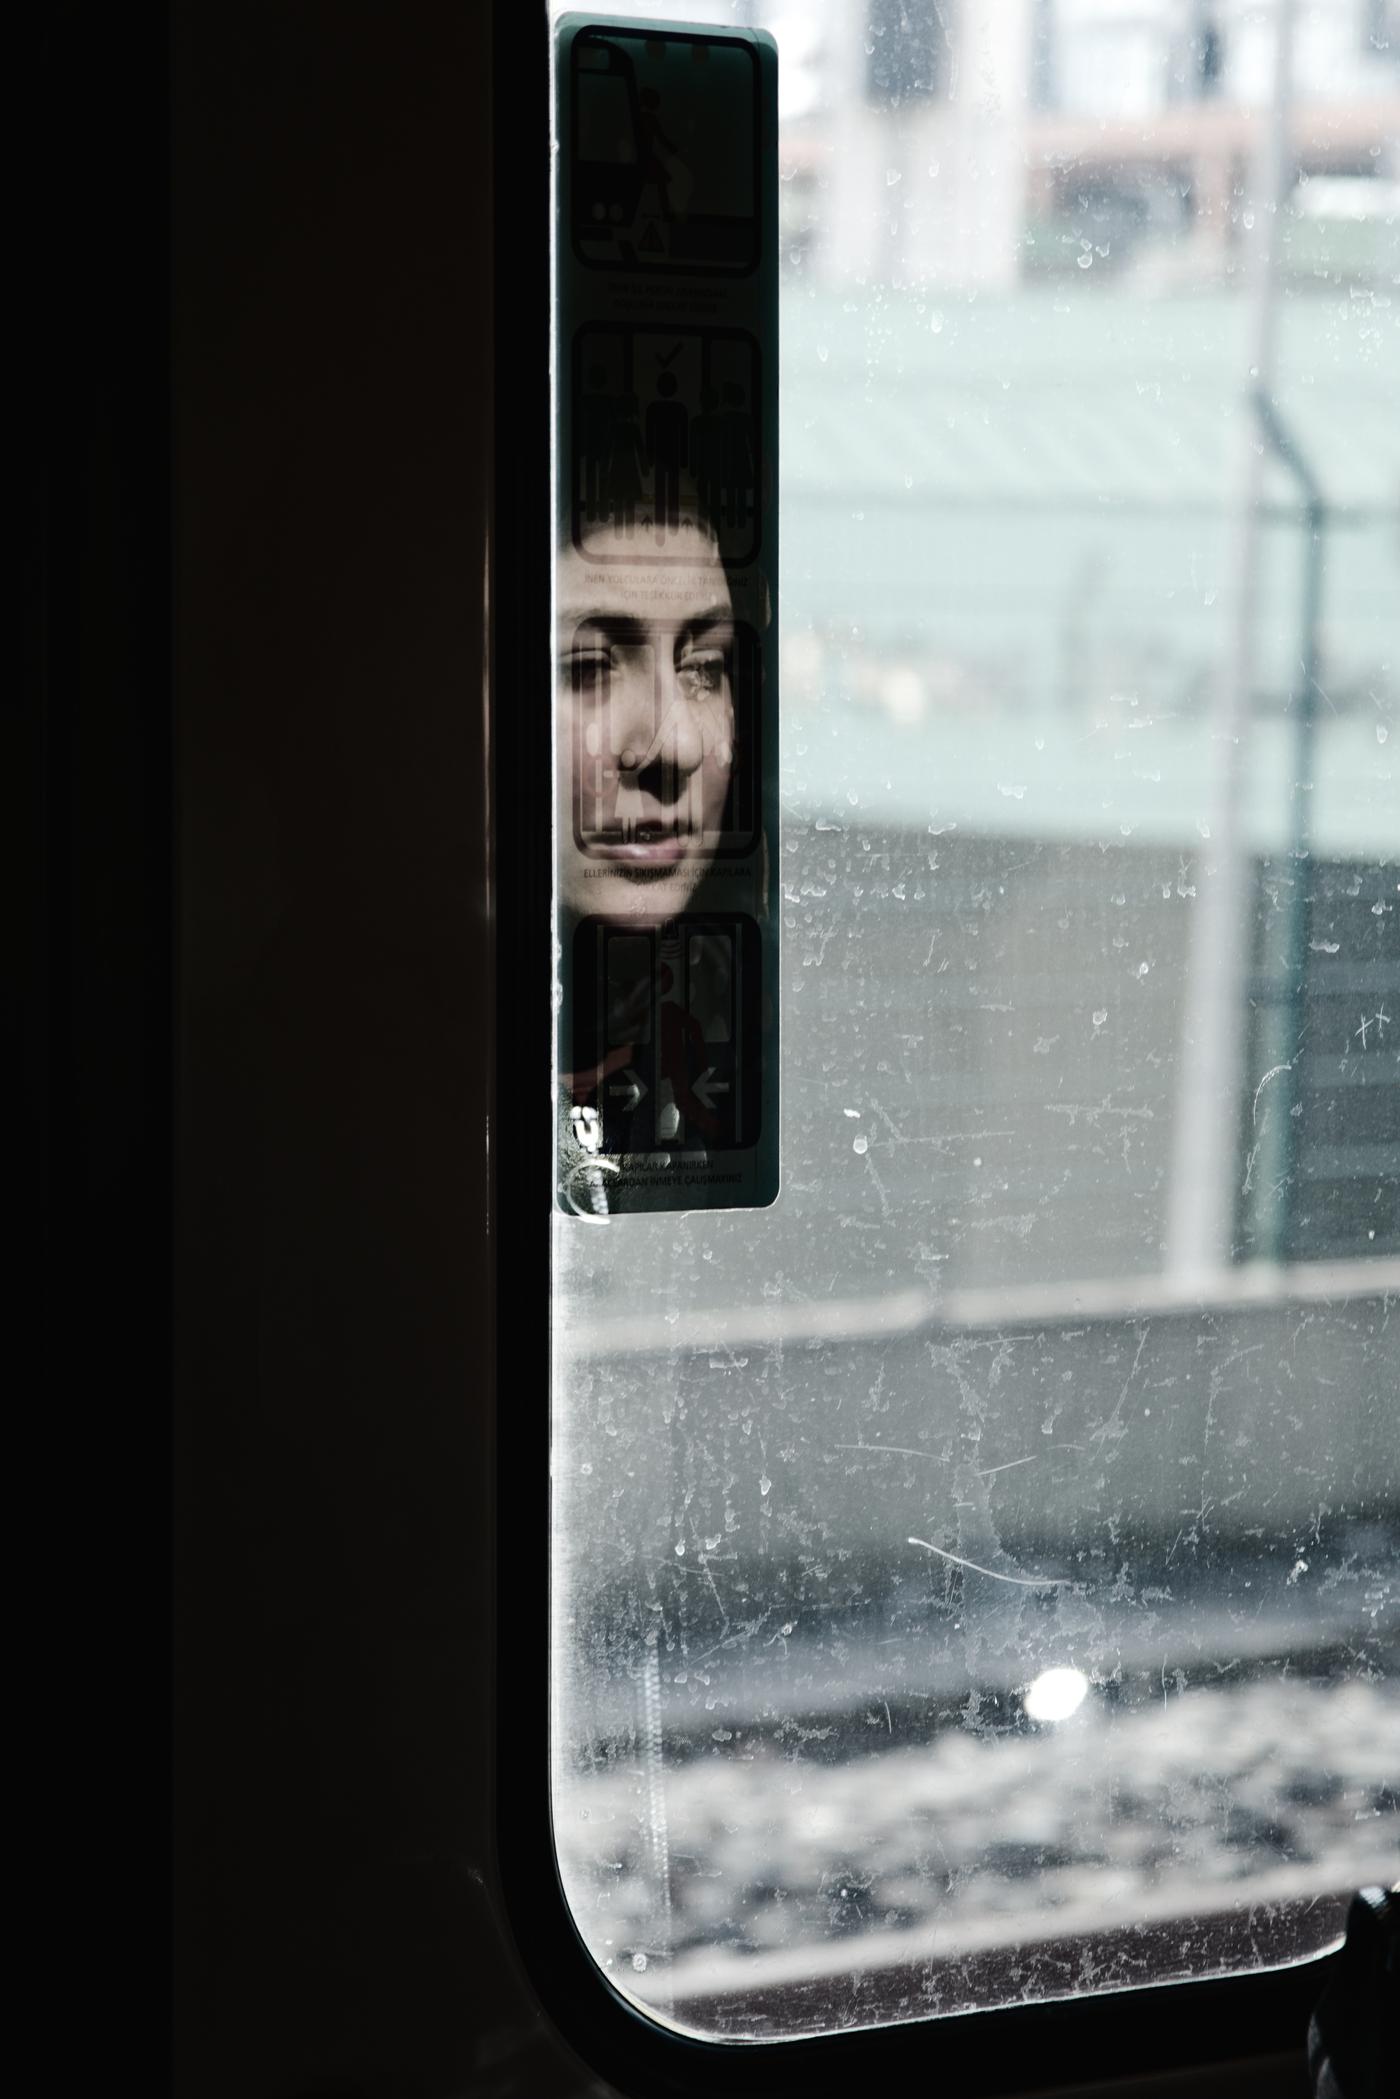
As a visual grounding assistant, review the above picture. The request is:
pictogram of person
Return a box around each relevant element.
[645,371,689,544]
[717,380,755,536]
[638,86,694,222]
[605,390,647,538]
[689,385,723,526]
[578,364,616,524]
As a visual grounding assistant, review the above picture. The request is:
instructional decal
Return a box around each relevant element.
[572,325,762,565]
[555,16,778,1214]
[569,30,760,276]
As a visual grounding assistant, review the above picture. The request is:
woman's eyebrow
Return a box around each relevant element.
[560,608,735,645]
[677,606,736,639]
[563,613,650,648]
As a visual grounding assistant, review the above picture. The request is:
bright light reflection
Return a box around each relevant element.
[1024,1666,1090,1725]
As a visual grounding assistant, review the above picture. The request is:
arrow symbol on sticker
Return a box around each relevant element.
[692,1067,730,1113]
[608,1071,648,1113]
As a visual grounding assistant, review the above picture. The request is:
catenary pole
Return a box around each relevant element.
[1164,0,1298,1287]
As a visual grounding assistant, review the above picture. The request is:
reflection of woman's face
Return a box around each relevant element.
[557,526,735,927]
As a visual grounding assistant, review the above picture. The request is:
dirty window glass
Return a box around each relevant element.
[549,0,1400,2042]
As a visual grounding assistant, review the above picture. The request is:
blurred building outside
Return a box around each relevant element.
[777,0,1400,293]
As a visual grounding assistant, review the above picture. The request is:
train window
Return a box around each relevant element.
[547,0,1400,2048]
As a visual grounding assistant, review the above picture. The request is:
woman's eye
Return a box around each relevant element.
[568,653,611,699]
[677,651,726,696]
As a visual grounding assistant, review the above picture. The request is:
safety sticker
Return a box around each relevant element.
[555,15,778,1215]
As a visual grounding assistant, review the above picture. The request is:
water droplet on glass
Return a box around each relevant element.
[816,344,829,364]
[1077,250,1093,270]
[1136,961,1150,977]
[1378,725,1389,745]
[1092,1008,1108,1028]
[852,1134,869,1155]
[633,1953,648,1974]
[759,1475,772,1497]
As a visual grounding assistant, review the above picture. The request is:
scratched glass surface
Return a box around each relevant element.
[549,0,1400,2042]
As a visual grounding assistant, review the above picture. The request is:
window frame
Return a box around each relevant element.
[492,4,1353,2089]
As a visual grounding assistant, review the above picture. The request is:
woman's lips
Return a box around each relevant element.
[590,838,691,866]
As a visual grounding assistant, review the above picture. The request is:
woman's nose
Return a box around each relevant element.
[651,663,706,778]
[614,662,705,779]
[609,663,658,772]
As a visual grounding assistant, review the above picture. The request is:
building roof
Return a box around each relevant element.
[782,287,1399,513]
[777,289,1398,852]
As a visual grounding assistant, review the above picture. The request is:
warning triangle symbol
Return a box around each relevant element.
[639,219,665,255]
